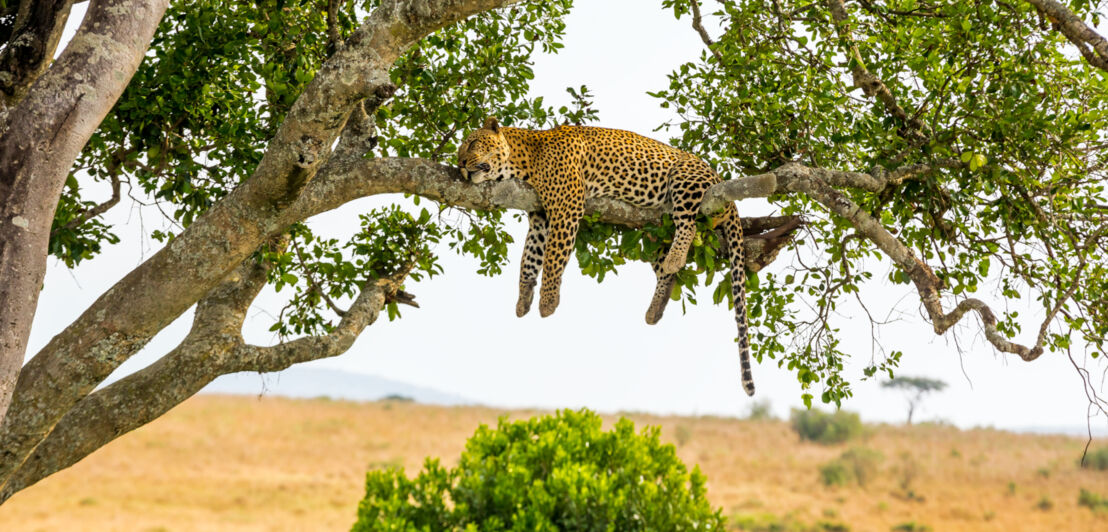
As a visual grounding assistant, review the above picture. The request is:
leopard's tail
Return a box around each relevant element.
[719,204,755,396]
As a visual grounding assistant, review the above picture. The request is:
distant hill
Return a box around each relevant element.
[201,366,474,405]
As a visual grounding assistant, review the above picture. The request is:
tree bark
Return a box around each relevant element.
[0,0,170,430]
[0,0,76,109]
[1025,0,1108,72]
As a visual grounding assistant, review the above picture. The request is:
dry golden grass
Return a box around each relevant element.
[1,394,1106,531]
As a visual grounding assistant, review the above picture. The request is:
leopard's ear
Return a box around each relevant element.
[483,116,501,133]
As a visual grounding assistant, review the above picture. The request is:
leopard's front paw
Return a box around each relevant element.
[539,291,560,317]
[516,285,535,317]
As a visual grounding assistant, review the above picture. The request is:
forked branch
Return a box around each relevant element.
[826,0,929,140]
[0,248,415,502]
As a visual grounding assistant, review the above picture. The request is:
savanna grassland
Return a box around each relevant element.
[0,395,1106,531]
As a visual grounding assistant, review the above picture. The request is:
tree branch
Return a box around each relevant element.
[1025,0,1108,72]
[0,0,170,450]
[0,246,272,503]
[688,0,724,64]
[0,245,412,502]
[0,0,76,110]
[826,0,929,141]
[773,162,1045,361]
[284,156,795,271]
[50,172,122,237]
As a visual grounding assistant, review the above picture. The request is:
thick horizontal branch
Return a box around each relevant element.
[286,156,793,270]
[289,157,782,228]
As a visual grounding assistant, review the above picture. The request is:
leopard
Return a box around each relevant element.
[458,117,755,396]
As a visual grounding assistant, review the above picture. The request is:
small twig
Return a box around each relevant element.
[689,0,725,64]
[290,238,348,318]
[51,173,123,236]
[826,0,930,142]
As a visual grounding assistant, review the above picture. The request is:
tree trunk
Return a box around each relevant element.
[0,0,170,427]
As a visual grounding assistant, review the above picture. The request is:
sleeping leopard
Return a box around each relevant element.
[458,118,755,396]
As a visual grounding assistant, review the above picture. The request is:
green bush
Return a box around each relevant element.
[790,408,863,445]
[745,399,775,421]
[1078,488,1108,512]
[820,447,883,488]
[1080,447,1108,471]
[729,512,850,532]
[819,461,853,487]
[351,409,725,531]
[890,522,931,532]
[1036,495,1053,511]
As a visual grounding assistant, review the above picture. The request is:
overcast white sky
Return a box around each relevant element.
[28,1,1108,434]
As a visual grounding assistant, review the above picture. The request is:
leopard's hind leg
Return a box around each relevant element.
[661,161,716,274]
[516,212,548,317]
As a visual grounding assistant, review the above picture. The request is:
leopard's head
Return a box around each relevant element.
[458,117,510,184]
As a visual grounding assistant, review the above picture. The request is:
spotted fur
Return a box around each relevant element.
[458,117,755,395]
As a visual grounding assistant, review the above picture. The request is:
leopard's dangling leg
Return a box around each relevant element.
[538,205,583,317]
[645,257,676,325]
[536,162,586,318]
[516,212,548,317]
[719,204,755,396]
[661,163,713,275]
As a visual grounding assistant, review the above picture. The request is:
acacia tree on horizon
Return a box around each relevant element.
[1,0,1106,503]
[882,376,948,425]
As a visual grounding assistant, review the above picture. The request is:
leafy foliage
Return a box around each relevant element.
[790,407,863,445]
[262,206,445,337]
[1078,488,1108,512]
[650,0,1108,405]
[59,0,584,337]
[351,409,726,531]
[820,447,883,487]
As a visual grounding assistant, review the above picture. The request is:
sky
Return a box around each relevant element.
[27,1,1108,435]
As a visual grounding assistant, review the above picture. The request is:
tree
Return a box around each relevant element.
[882,376,948,425]
[0,0,1105,506]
